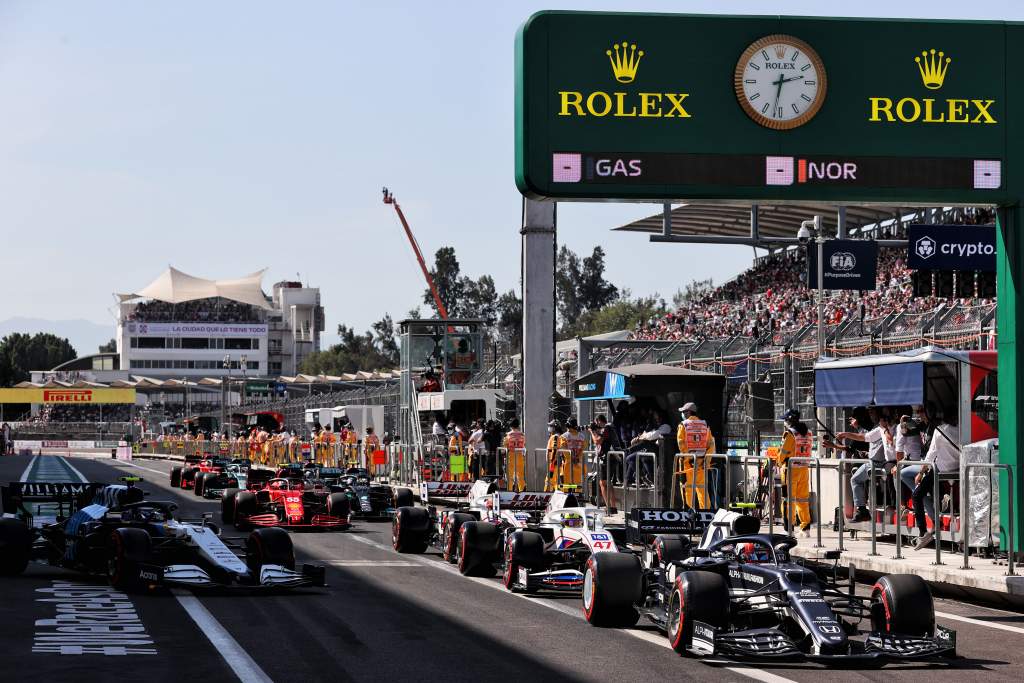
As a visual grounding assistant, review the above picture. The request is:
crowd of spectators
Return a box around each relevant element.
[126,297,265,323]
[631,210,995,344]
[44,404,133,422]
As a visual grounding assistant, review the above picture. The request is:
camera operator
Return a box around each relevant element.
[589,414,618,512]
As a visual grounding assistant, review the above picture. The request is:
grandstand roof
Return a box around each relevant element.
[117,267,271,309]
[614,203,916,242]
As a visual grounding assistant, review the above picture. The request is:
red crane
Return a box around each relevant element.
[382,187,449,320]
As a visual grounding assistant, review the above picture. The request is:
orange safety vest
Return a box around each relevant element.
[681,418,711,453]
[780,429,812,466]
[365,434,380,455]
[505,430,525,450]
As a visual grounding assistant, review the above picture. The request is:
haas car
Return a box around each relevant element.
[392,480,627,593]
[581,508,956,664]
[0,477,324,590]
[220,470,353,531]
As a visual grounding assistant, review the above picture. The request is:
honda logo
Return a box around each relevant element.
[817,624,842,634]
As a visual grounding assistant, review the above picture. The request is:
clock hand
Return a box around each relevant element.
[780,75,805,85]
[772,74,785,110]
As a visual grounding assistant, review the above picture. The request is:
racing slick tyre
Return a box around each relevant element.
[458,521,500,577]
[222,488,241,524]
[107,527,151,592]
[444,513,476,563]
[392,507,430,553]
[394,487,414,509]
[234,490,259,530]
[582,551,642,627]
[870,574,935,637]
[247,527,296,573]
[0,518,32,576]
[327,492,351,522]
[652,535,691,565]
[502,530,545,592]
[170,466,182,488]
[668,571,729,655]
[193,472,207,497]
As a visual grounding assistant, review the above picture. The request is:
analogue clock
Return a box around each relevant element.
[734,35,827,130]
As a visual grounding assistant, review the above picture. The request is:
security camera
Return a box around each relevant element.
[797,225,812,244]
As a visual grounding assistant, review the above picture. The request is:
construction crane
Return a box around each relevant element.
[382,187,449,320]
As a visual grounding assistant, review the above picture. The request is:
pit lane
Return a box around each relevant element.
[2,453,1022,683]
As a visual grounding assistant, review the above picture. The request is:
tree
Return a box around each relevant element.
[555,245,583,326]
[0,333,77,386]
[98,338,117,353]
[496,289,523,350]
[559,294,667,340]
[422,247,463,317]
[371,314,399,366]
[298,322,398,375]
[460,274,498,322]
[673,278,714,308]
[577,246,618,311]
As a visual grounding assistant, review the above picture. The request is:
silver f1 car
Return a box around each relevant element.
[581,508,956,664]
[0,478,325,590]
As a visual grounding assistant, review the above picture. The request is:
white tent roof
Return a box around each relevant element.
[117,267,271,309]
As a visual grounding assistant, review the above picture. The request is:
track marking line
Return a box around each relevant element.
[343,533,797,683]
[327,560,420,567]
[936,610,1024,636]
[19,455,38,482]
[171,588,273,683]
[57,456,89,483]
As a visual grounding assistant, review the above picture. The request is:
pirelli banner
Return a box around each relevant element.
[0,388,137,404]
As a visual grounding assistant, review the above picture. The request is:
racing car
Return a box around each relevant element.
[581,507,956,664]
[169,455,227,493]
[328,467,414,520]
[197,459,255,499]
[221,474,352,531]
[0,477,325,590]
[392,480,626,592]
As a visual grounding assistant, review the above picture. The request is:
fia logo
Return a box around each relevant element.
[829,252,856,271]
[915,236,937,260]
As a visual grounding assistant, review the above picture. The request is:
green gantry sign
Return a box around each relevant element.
[515,11,1021,203]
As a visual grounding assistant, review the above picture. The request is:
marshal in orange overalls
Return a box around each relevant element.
[677,416,716,509]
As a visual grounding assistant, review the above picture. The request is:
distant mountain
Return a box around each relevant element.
[0,317,115,358]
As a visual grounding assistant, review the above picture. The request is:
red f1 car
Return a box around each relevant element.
[170,456,229,493]
[221,475,351,531]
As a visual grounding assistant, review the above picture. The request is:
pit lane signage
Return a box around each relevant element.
[516,12,1014,203]
[907,224,997,272]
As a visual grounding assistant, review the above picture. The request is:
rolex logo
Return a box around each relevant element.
[606,42,643,83]
[773,44,786,59]
[915,49,950,90]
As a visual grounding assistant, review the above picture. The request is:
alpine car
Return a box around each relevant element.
[0,477,325,590]
[198,459,253,499]
[221,475,353,531]
[329,467,414,520]
[581,508,957,664]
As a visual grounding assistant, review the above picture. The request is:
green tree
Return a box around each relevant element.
[423,247,463,317]
[460,274,498,322]
[559,294,667,340]
[577,246,618,311]
[672,278,714,308]
[555,245,583,327]
[496,289,523,350]
[98,338,117,353]
[371,314,400,366]
[0,333,77,386]
[299,323,398,375]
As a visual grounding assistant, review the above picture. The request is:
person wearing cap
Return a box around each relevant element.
[544,420,563,492]
[677,402,715,509]
[559,417,586,490]
[775,409,813,537]
[503,419,527,492]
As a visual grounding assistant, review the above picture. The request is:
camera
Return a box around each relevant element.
[797,225,812,244]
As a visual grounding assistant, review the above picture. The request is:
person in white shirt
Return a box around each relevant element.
[836,413,894,522]
[913,418,960,550]
[896,406,928,505]
[467,420,486,479]
[624,411,671,487]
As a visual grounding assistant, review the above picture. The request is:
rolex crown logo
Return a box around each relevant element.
[915,49,951,90]
[773,44,786,59]
[606,41,643,83]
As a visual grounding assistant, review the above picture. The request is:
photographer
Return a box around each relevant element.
[589,414,618,512]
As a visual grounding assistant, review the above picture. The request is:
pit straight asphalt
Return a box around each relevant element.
[2,453,1023,683]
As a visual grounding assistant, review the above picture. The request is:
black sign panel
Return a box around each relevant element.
[806,239,878,290]
[907,224,997,272]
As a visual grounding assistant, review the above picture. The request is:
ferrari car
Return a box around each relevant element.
[581,508,957,664]
[170,456,230,493]
[221,475,352,530]
[0,477,325,590]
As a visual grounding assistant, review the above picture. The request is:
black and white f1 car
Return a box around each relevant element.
[581,508,956,664]
[310,466,414,520]
[392,480,627,593]
[0,478,325,590]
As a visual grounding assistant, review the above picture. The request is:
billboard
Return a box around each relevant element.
[907,224,997,271]
[516,12,1015,203]
[0,388,137,404]
[806,239,879,290]
[125,322,268,338]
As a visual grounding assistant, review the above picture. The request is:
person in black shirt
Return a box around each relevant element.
[589,415,618,511]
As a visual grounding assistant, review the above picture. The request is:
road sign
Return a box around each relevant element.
[515,11,1016,203]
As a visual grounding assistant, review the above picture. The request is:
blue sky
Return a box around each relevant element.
[0,1,1019,348]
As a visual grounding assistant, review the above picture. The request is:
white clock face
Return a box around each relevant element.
[736,37,826,129]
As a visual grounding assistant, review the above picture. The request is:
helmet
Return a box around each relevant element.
[782,408,800,424]
[561,512,584,529]
[738,542,770,563]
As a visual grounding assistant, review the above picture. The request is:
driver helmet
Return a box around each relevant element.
[561,511,584,529]
[739,542,770,563]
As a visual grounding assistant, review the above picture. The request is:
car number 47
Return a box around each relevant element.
[592,541,613,550]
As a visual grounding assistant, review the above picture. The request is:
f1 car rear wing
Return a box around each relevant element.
[1,481,105,520]
[626,507,716,544]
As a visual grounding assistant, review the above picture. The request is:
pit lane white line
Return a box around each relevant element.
[19,455,38,481]
[344,534,797,683]
[935,610,1024,636]
[171,589,274,683]
[58,455,89,483]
